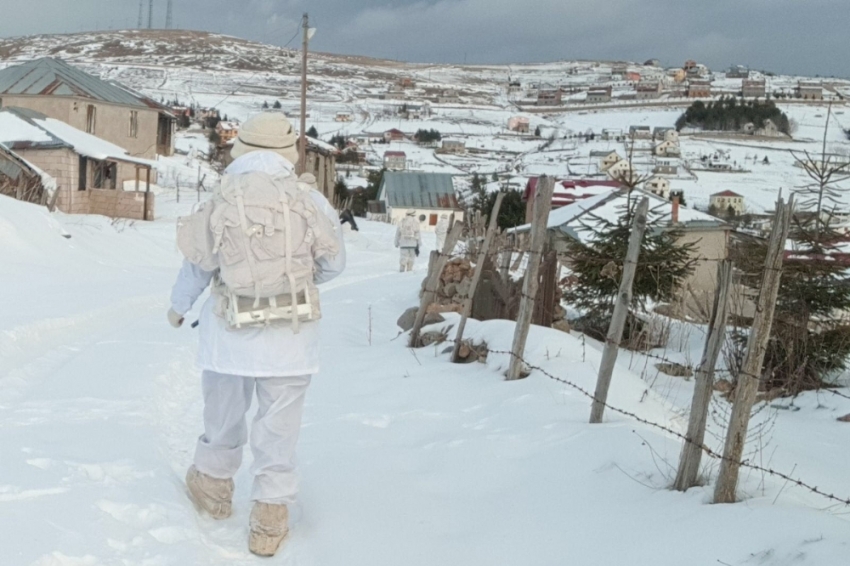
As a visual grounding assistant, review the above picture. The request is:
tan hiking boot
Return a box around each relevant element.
[249,502,289,556]
[185,465,234,520]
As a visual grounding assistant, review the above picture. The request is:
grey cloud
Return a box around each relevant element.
[0,0,846,78]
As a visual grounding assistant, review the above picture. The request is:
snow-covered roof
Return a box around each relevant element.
[216,121,239,131]
[0,142,58,193]
[0,107,152,167]
[0,58,151,109]
[511,189,726,237]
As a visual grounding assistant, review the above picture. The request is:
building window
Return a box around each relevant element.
[86,105,96,134]
[419,214,427,223]
[129,111,139,138]
[92,160,117,190]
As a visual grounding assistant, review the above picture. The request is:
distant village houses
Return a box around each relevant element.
[635,81,663,100]
[688,79,712,98]
[508,116,530,134]
[586,86,612,104]
[645,175,671,199]
[383,128,406,142]
[376,172,464,230]
[742,79,766,98]
[536,89,563,106]
[440,140,466,154]
[383,150,407,171]
[710,190,745,216]
[796,82,823,100]
[215,121,239,144]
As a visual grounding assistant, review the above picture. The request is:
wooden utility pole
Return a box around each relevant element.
[298,13,309,174]
[409,222,463,348]
[589,196,650,423]
[714,196,794,504]
[507,176,555,380]
[674,260,734,492]
[452,192,505,362]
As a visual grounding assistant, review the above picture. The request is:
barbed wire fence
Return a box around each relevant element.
[406,175,850,509]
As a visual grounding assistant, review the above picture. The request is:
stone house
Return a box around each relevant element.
[629,126,652,139]
[377,171,464,231]
[645,175,671,199]
[710,190,745,216]
[742,79,766,98]
[508,116,530,133]
[590,150,622,171]
[797,82,823,100]
[0,58,175,159]
[215,121,239,144]
[383,128,406,142]
[606,159,638,183]
[688,79,712,98]
[441,140,466,154]
[653,127,678,143]
[383,151,407,171]
[586,86,612,103]
[536,89,563,106]
[654,139,681,157]
[636,81,662,100]
[0,107,155,220]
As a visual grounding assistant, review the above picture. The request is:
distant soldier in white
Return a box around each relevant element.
[394,210,422,272]
[435,213,450,250]
[168,112,345,557]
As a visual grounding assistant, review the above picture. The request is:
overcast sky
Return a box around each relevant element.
[0,0,847,78]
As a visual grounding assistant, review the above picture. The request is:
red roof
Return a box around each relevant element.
[384,151,407,157]
[385,128,405,135]
[524,178,623,208]
[712,190,742,197]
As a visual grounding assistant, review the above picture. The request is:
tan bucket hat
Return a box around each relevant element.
[230,111,300,165]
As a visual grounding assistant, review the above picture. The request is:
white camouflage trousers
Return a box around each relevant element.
[193,370,312,505]
[435,233,446,251]
[399,247,416,272]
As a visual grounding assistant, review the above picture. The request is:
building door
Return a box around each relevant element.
[429,214,438,226]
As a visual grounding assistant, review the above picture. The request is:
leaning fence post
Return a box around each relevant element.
[409,222,464,348]
[714,196,793,504]
[452,192,505,362]
[589,196,650,423]
[674,260,734,492]
[507,176,555,380]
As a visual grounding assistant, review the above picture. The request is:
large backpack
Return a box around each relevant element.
[400,216,418,240]
[177,170,339,331]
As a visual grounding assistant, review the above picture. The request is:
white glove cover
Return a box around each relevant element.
[167,308,185,328]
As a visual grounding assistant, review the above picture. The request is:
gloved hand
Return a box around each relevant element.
[167,308,185,328]
[415,245,420,257]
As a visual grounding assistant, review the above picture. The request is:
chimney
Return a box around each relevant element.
[671,195,680,225]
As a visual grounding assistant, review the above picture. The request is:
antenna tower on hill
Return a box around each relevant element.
[147,0,154,29]
[166,0,173,30]
[137,0,144,28]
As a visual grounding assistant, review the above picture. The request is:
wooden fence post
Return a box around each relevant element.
[589,196,650,423]
[674,260,734,492]
[409,222,464,348]
[452,192,505,362]
[714,196,794,504]
[507,176,555,381]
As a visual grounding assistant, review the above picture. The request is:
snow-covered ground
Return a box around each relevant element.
[3,191,850,565]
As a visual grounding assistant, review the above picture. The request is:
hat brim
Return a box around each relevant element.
[230,137,300,166]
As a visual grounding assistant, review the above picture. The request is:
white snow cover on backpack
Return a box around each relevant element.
[177,169,339,329]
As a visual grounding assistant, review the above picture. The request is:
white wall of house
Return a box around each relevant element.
[388,206,465,232]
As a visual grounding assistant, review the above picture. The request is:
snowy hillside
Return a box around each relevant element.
[3,187,850,564]
[3,30,849,214]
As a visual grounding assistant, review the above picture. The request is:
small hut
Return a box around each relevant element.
[0,143,54,206]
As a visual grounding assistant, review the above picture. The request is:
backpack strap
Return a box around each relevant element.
[282,193,301,334]
[234,183,263,307]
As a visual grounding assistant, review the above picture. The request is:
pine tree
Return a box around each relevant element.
[534,126,542,137]
[273,100,282,109]
[484,189,525,230]
[307,126,319,138]
[263,101,269,109]
[468,173,488,213]
[564,196,697,341]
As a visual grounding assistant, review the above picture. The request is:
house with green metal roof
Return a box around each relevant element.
[0,58,174,159]
[377,171,465,231]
